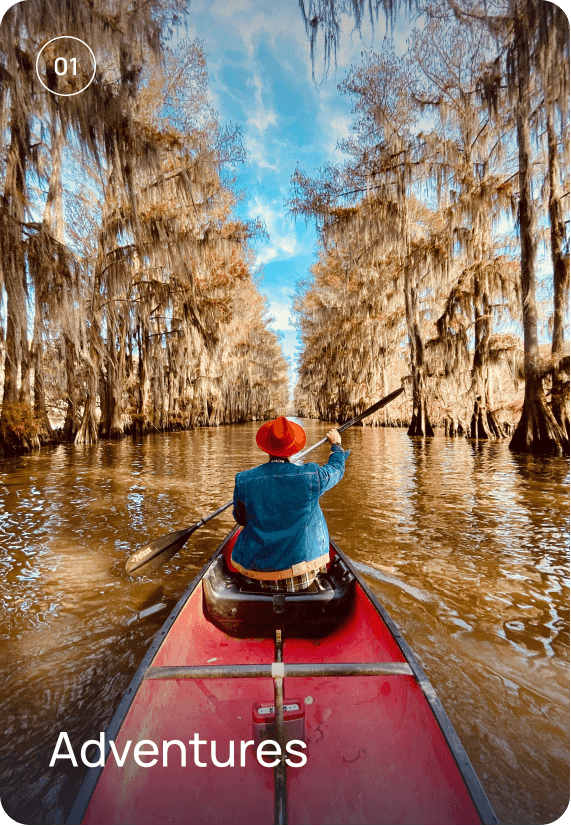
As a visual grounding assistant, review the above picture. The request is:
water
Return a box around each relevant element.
[0,424,568,824]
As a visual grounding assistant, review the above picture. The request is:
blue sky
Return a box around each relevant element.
[182,0,410,383]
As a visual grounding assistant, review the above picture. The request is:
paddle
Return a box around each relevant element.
[125,386,404,576]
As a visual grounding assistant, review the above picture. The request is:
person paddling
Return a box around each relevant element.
[231,416,349,592]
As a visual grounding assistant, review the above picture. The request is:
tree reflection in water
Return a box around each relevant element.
[0,424,568,824]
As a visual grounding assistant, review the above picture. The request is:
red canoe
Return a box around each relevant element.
[67,529,497,825]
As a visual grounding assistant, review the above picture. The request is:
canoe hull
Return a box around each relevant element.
[68,529,497,825]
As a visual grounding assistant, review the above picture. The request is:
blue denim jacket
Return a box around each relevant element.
[231,444,349,573]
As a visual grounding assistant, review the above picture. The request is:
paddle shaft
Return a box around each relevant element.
[193,500,233,527]
[291,386,403,462]
[176,388,404,526]
[125,387,403,574]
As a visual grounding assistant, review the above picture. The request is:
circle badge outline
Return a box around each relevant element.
[36,36,96,97]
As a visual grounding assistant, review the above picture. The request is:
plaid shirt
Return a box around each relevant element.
[244,565,327,593]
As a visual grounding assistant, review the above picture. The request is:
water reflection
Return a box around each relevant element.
[0,425,568,824]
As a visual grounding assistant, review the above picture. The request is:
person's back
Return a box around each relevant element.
[231,416,349,591]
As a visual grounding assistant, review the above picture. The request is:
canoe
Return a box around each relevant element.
[67,528,497,825]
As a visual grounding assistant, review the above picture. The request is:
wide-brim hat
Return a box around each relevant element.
[256,416,307,457]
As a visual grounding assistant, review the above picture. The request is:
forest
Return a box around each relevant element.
[0,0,568,459]
[292,0,569,456]
[0,0,289,456]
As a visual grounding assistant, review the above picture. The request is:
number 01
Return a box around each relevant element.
[54,57,77,76]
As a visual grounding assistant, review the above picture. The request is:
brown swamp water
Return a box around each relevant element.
[0,422,568,825]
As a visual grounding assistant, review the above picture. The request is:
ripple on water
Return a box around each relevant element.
[0,427,568,824]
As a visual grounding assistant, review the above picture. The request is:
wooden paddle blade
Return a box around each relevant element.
[125,526,196,576]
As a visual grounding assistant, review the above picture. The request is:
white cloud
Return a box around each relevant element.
[262,285,295,325]
[248,108,277,134]
[267,296,295,331]
[259,286,298,390]
[247,196,299,264]
[211,1,312,71]
[244,135,281,172]
[213,0,253,19]
[247,73,278,134]
[318,106,352,163]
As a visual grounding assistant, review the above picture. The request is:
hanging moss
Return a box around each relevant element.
[291,8,568,453]
[0,9,289,455]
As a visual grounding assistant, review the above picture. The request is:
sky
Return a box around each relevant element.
[181,0,411,387]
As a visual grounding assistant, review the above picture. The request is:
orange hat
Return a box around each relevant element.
[256,416,307,457]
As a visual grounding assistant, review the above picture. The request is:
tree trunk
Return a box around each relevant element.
[98,367,108,436]
[470,299,494,439]
[44,120,65,243]
[510,371,568,454]
[102,355,125,439]
[471,396,504,439]
[167,341,178,427]
[0,104,31,454]
[509,10,569,456]
[101,308,127,439]
[1,111,27,409]
[29,116,66,444]
[76,246,104,446]
[31,291,53,439]
[62,334,78,440]
[470,279,505,439]
[150,354,164,430]
[19,337,32,407]
[75,354,99,446]
[2,278,25,407]
[133,324,152,433]
[404,263,434,437]
[546,104,570,437]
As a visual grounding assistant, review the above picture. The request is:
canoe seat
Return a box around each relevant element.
[202,553,356,638]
